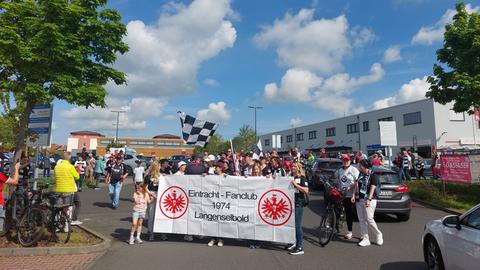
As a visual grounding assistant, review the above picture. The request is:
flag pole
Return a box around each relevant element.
[230,139,239,173]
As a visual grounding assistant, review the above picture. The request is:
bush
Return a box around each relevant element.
[407,180,480,213]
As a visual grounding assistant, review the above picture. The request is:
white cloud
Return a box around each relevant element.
[383,46,402,63]
[203,78,220,86]
[373,76,430,109]
[61,0,237,131]
[162,115,178,121]
[254,9,373,75]
[61,97,168,130]
[265,63,385,116]
[197,101,231,123]
[289,118,303,127]
[412,4,479,45]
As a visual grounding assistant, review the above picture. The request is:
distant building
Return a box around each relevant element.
[96,134,194,158]
[67,131,104,153]
[259,99,480,158]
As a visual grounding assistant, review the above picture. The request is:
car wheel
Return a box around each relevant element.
[424,236,445,270]
[397,213,410,222]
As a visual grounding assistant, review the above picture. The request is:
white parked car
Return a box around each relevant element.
[422,204,480,270]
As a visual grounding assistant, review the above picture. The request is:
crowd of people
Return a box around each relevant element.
[0,145,428,255]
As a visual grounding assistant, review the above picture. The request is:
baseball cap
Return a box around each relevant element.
[341,154,350,161]
[204,156,211,162]
[178,161,187,167]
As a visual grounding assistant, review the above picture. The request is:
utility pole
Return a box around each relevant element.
[111,110,125,143]
[248,106,263,144]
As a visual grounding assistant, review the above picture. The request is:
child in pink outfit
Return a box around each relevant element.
[129,183,152,245]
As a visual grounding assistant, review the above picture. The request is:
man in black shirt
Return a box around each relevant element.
[160,159,172,175]
[108,157,128,209]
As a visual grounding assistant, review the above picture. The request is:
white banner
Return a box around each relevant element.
[153,175,296,244]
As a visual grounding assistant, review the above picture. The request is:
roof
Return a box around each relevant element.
[70,130,104,137]
[152,134,181,140]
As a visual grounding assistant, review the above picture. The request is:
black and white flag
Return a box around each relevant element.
[178,112,219,148]
[252,139,263,160]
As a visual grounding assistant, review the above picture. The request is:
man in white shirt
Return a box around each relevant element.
[133,160,145,184]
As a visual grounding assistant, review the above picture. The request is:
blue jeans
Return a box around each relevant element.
[398,167,405,180]
[78,174,85,190]
[295,206,304,249]
[109,182,122,208]
[43,168,51,178]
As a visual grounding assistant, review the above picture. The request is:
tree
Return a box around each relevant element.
[0,0,129,161]
[427,2,480,113]
[232,125,256,152]
[194,134,229,155]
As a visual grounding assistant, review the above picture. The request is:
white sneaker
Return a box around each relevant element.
[71,220,83,226]
[217,239,224,247]
[344,232,353,240]
[287,244,296,251]
[128,237,135,245]
[207,239,215,247]
[376,234,384,246]
[358,238,371,247]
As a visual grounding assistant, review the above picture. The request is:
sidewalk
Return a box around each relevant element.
[0,253,102,270]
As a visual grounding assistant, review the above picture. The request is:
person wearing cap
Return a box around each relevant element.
[333,154,360,240]
[108,156,128,209]
[133,159,145,184]
[174,161,187,175]
[354,159,383,247]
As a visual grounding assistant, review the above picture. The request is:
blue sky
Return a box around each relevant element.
[52,0,476,144]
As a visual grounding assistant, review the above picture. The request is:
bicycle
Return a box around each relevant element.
[318,177,347,247]
[1,181,31,239]
[41,192,73,244]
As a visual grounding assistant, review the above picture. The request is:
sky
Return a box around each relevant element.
[51,0,479,144]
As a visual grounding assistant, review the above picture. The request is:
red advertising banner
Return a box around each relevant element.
[440,155,472,184]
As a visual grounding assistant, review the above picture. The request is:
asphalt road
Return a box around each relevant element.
[76,180,447,270]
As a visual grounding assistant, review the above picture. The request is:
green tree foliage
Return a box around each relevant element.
[0,0,129,160]
[232,124,255,152]
[194,134,229,155]
[106,142,124,151]
[427,2,480,113]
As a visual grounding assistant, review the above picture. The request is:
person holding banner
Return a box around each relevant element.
[145,162,165,241]
[288,162,309,255]
[207,164,226,247]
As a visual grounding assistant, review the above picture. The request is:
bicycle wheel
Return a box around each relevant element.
[0,201,12,237]
[17,207,45,247]
[51,208,71,243]
[318,207,336,247]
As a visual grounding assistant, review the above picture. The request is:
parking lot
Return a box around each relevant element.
[76,183,446,270]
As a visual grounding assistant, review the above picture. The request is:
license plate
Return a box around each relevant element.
[379,191,393,197]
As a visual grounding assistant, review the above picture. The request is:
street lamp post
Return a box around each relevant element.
[111,110,126,143]
[248,106,263,144]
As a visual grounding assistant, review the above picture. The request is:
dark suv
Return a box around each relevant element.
[309,158,343,189]
[372,166,412,221]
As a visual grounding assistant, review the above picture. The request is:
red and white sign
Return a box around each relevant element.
[258,189,293,226]
[440,155,472,184]
[159,186,189,219]
[153,175,295,243]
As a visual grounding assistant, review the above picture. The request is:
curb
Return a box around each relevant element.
[0,225,111,257]
[412,198,463,215]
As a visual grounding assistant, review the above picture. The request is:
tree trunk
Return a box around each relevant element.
[14,100,35,162]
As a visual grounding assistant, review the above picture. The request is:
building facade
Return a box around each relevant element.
[95,134,194,157]
[67,131,104,152]
[259,99,480,158]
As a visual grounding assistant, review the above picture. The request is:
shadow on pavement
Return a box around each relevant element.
[379,261,427,270]
[93,202,112,208]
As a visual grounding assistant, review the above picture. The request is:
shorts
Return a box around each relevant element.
[132,211,146,219]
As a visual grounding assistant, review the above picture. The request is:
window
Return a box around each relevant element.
[403,111,422,125]
[280,136,283,143]
[265,139,270,146]
[462,208,480,230]
[363,121,369,131]
[296,133,304,141]
[100,140,111,145]
[449,110,465,121]
[326,127,336,137]
[347,123,359,134]
[286,135,293,143]
[117,140,126,144]
[308,131,317,140]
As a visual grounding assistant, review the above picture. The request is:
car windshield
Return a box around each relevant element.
[317,161,342,170]
[375,172,402,184]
